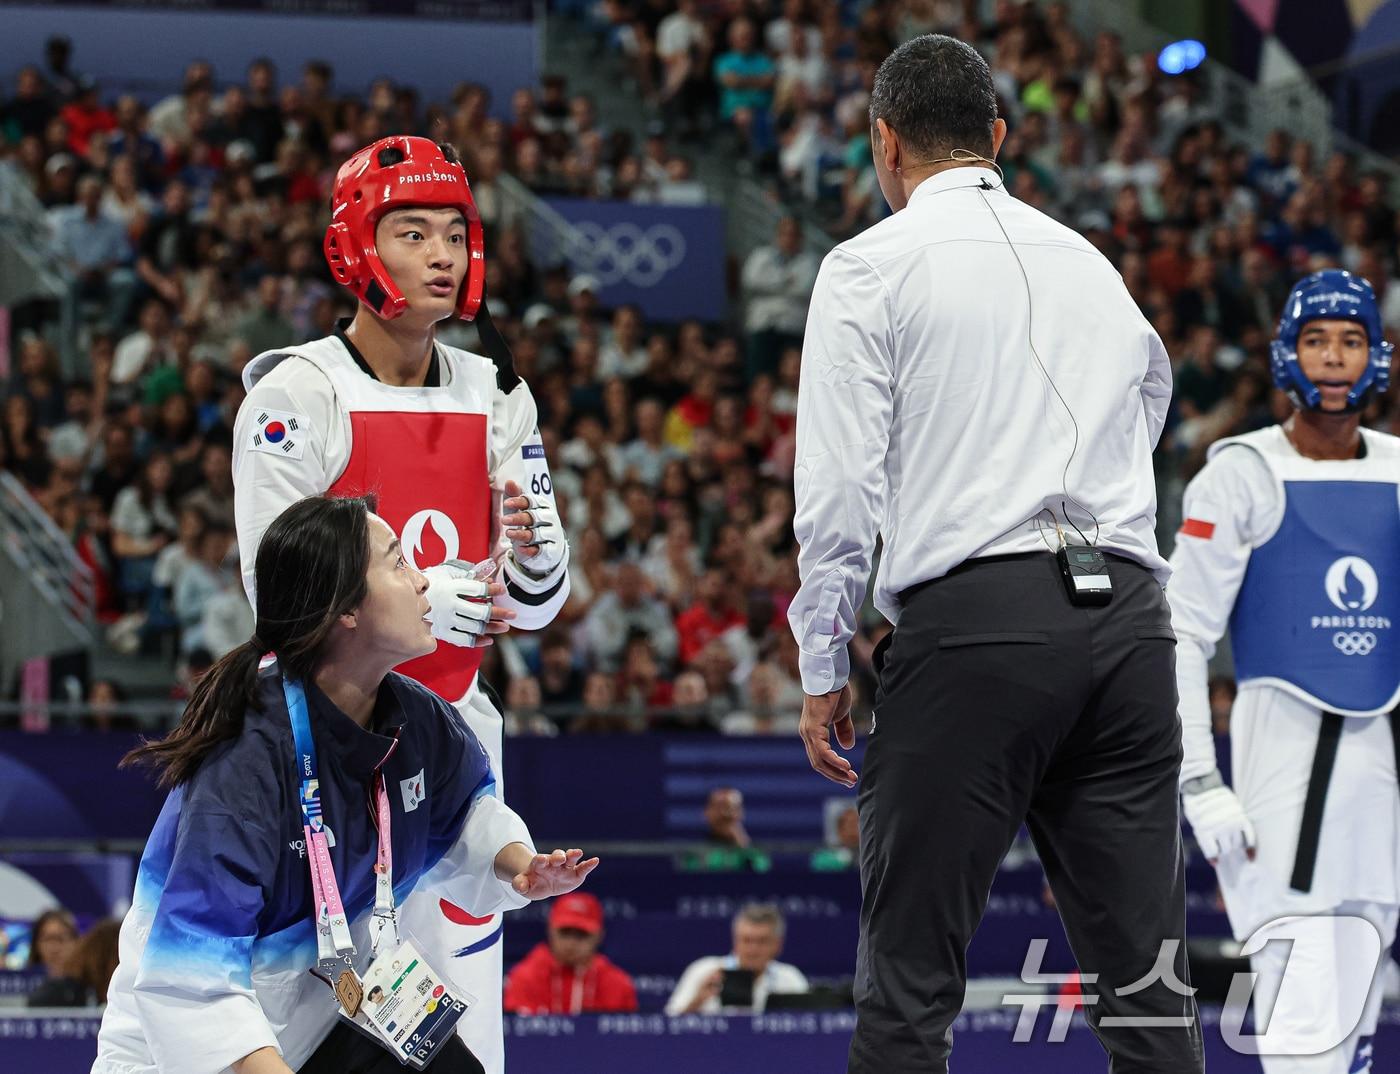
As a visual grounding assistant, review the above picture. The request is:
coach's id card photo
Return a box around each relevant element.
[349,940,473,1068]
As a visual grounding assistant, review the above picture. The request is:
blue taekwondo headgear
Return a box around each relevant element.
[1270,269,1393,412]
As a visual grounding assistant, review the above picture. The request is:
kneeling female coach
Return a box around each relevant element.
[93,495,597,1074]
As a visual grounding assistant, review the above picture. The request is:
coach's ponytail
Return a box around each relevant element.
[122,496,375,788]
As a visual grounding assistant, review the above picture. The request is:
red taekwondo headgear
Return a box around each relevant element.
[324,136,486,322]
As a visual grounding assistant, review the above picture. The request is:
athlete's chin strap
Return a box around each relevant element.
[473,297,520,394]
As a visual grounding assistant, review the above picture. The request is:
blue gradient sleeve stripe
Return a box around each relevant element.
[140,923,256,990]
[253,918,318,969]
[130,792,185,915]
[136,802,276,997]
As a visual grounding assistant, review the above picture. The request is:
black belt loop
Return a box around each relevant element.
[1290,712,1345,893]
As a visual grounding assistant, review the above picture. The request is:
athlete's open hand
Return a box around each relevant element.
[501,479,565,574]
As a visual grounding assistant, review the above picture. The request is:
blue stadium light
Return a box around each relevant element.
[1158,39,1207,76]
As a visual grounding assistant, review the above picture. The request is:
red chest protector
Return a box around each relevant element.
[279,335,495,702]
[332,412,489,700]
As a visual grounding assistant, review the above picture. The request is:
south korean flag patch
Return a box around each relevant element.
[249,409,308,461]
[400,769,426,812]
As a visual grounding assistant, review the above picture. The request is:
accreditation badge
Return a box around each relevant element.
[338,939,473,1069]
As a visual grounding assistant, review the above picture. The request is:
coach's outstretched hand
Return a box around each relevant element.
[800,684,858,788]
[495,845,600,899]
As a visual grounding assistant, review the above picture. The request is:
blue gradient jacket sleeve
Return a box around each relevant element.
[131,792,281,1072]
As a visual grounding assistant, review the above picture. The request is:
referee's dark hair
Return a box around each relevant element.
[869,34,998,158]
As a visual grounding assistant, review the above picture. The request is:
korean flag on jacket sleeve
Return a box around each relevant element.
[248,408,308,461]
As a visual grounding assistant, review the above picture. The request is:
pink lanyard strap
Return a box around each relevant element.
[369,772,398,952]
[285,678,396,971]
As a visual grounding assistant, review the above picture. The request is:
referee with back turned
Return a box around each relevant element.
[788,35,1203,1074]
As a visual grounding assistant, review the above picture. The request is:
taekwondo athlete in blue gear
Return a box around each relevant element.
[1168,269,1400,1074]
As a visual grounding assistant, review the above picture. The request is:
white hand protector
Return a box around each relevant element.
[507,492,565,575]
[422,560,494,647]
[506,428,567,577]
[1182,775,1257,862]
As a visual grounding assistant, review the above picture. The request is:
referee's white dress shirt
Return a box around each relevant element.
[788,165,1172,696]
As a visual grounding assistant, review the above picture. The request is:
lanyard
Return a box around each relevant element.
[283,678,398,979]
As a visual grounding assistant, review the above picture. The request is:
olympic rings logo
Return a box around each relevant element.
[1332,631,1378,656]
[567,223,687,288]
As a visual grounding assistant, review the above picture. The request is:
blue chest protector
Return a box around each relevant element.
[1228,440,1400,715]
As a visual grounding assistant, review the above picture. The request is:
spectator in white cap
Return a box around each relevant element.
[561,273,603,344]
[523,302,556,332]
[568,273,601,298]
[41,152,79,210]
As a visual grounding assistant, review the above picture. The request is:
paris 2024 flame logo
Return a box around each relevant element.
[1324,556,1378,612]
[400,509,459,570]
[1320,557,1385,658]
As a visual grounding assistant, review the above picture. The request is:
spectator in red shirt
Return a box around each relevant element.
[1145,219,1192,297]
[675,567,746,665]
[60,80,115,157]
[617,631,674,713]
[503,894,638,1015]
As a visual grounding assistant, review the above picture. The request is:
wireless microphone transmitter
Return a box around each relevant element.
[1057,545,1113,606]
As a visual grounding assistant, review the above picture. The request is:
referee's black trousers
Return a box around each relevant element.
[849,552,1203,1074]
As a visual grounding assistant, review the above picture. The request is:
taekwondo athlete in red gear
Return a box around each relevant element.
[1168,270,1400,1074]
[232,136,569,1073]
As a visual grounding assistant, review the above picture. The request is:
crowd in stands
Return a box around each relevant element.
[18,891,819,1017]
[6,0,1400,731]
[591,0,1400,455]
[6,908,121,1008]
[0,35,819,730]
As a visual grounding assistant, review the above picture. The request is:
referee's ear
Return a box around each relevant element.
[989,116,1008,159]
[872,118,901,175]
